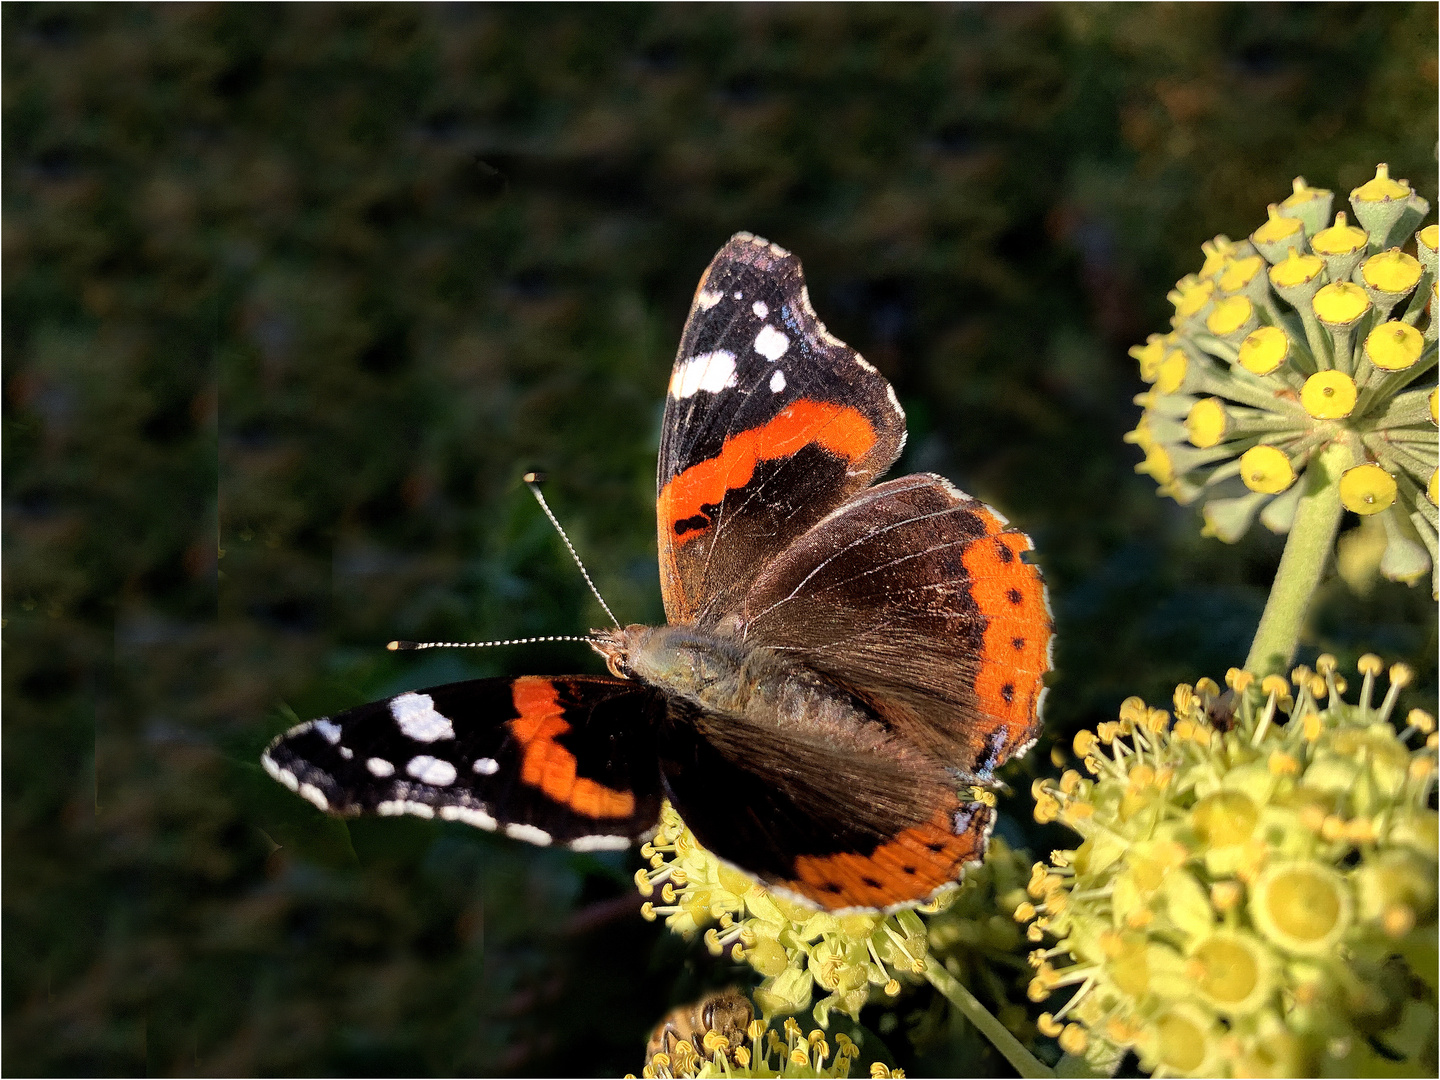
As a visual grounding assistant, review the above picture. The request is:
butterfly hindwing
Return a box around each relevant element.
[262,675,665,850]
[740,473,1052,776]
[656,233,906,626]
[658,701,994,911]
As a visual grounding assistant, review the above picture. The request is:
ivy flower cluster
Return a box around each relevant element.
[635,805,1029,1031]
[1019,658,1437,1077]
[1126,165,1438,595]
[632,1015,872,1080]
[637,804,939,1027]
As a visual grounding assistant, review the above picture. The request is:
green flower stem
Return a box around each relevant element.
[923,962,1052,1079]
[1244,441,1352,678]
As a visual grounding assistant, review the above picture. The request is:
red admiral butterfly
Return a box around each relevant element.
[263,233,1052,911]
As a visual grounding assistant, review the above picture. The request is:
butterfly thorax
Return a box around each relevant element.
[591,623,898,755]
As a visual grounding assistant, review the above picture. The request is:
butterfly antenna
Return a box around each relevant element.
[522,471,621,628]
[388,634,597,652]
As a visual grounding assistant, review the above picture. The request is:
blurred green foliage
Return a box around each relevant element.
[4,4,1436,1075]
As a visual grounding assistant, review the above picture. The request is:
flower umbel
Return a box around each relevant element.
[1126,166,1438,596]
[1020,661,1438,1077]
[637,804,951,1027]
[632,1014,869,1079]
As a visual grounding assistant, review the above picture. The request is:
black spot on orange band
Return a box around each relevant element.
[658,399,877,546]
[508,678,636,818]
[960,510,1051,755]
[781,805,987,909]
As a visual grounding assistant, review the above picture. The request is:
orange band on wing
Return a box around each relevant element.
[508,678,636,818]
[960,520,1051,745]
[658,400,877,546]
[784,805,987,909]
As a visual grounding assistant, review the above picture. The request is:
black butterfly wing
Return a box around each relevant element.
[739,473,1052,777]
[656,233,906,626]
[657,700,994,912]
[262,676,665,850]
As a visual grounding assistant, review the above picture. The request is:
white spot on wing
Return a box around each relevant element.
[769,369,786,393]
[407,755,457,786]
[473,757,500,775]
[377,799,434,819]
[313,719,342,744]
[732,290,743,300]
[367,757,396,777]
[262,754,299,791]
[440,805,498,830]
[754,324,790,361]
[751,300,769,318]
[339,746,353,760]
[696,288,722,310]
[505,823,553,846]
[669,350,738,398]
[570,835,632,852]
[298,783,329,811]
[390,692,455,742]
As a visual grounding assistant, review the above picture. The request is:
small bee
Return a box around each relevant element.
[644,988,754,1070]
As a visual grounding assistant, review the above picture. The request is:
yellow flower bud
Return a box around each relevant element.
[1312,281,1370,326]
[1351,162,1411,203]
[1360,249,1422,296]
[1218,256,1265,294]
[1269,249,1324,289]
[1170,277,1214,319]
[1238,325,1289,375]
[1129,334,1170,382]
[1184,399,1228,447]
[1311,213,1368,257]
[1300,371,1357,419]
[1281,176,1331,214]
[1338,463,1397,515]
[1253,206,1303,246]
[1154,349,1188,394]
[1365,320,1424,371]
[1239,445,1296,494]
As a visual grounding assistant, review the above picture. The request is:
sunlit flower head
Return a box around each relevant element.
[1126,165,1438,597]
[1019,658,1438,1077]
[635,806,1033,1032]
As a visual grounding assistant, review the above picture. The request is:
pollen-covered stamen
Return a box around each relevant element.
[1378,662,1414,723]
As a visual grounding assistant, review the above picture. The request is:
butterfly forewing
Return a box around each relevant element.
[262,676,665,849]
[656,233,906,626]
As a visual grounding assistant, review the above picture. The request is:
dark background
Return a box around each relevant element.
[5,4,1437,1076]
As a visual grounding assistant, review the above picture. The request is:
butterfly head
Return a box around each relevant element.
[589,624,655,679]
